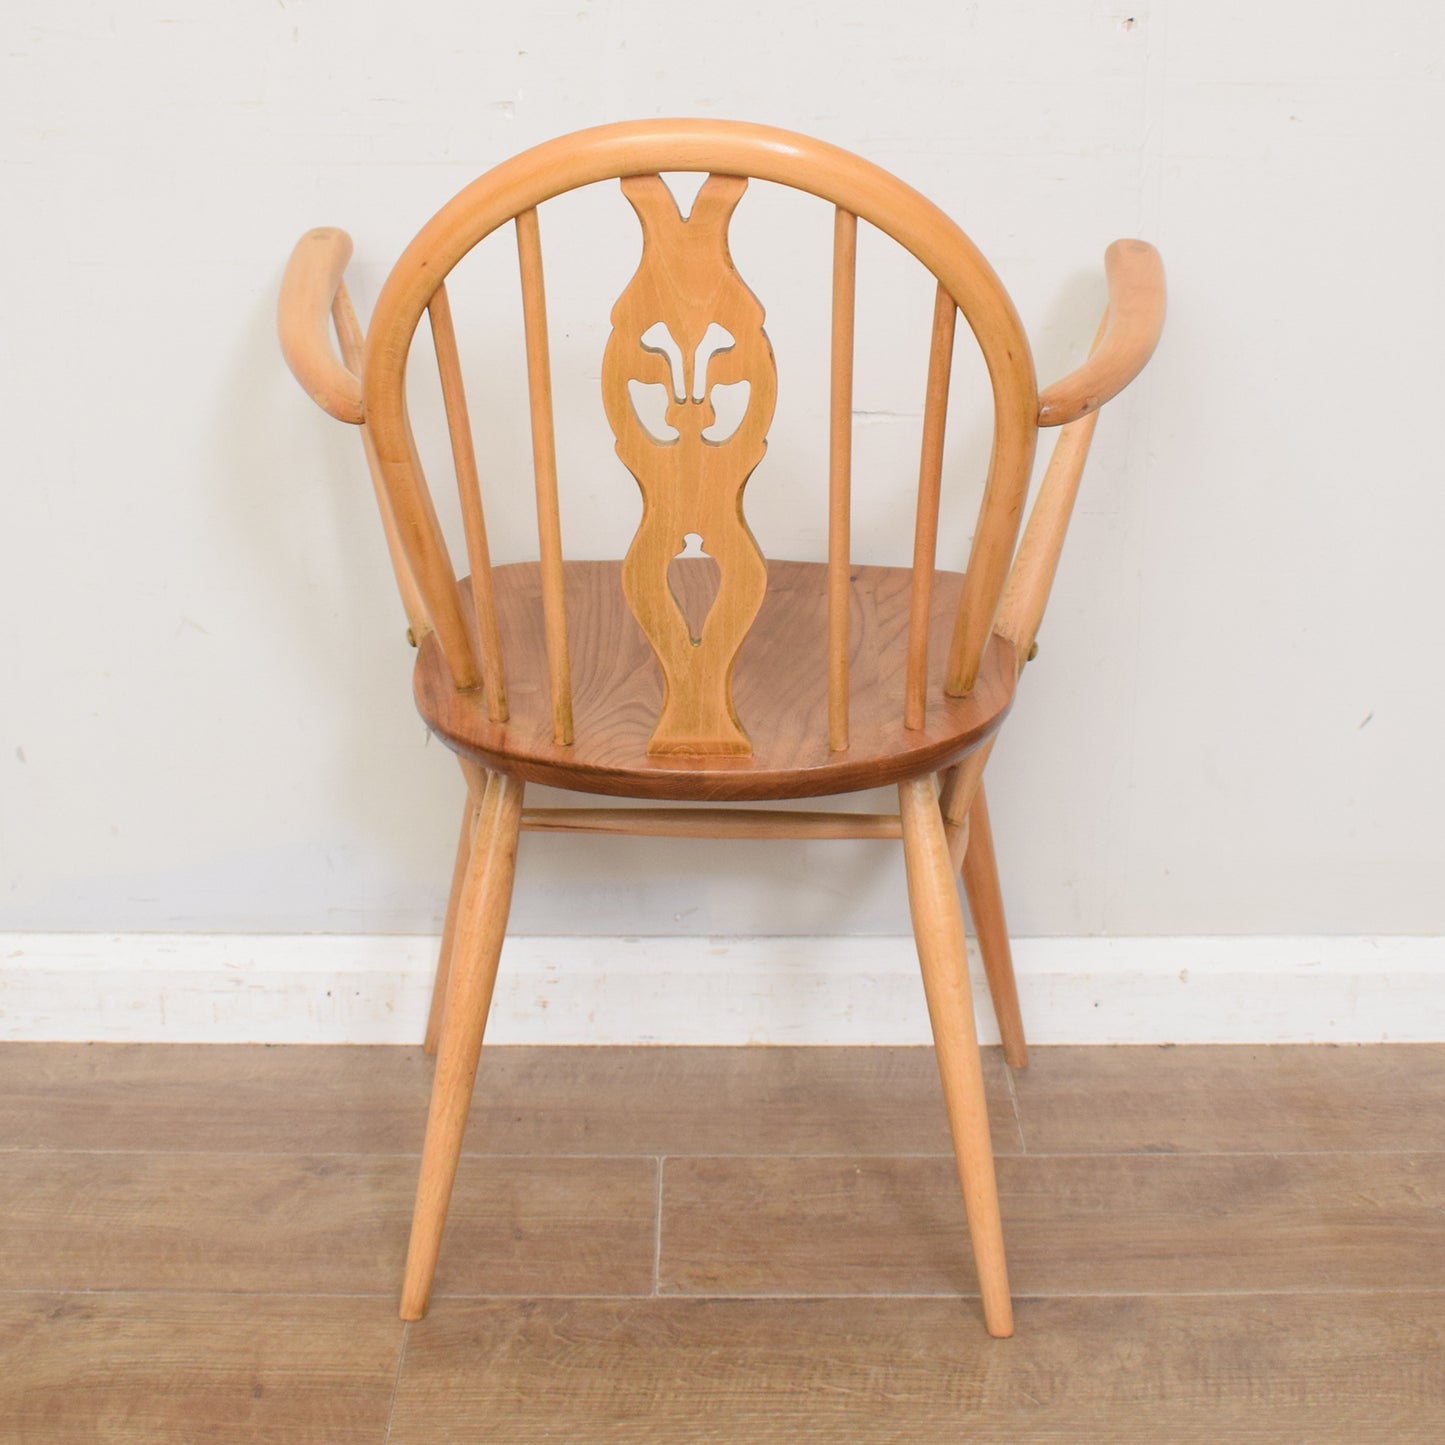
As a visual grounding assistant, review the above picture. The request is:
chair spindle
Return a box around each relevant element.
[904,283,957,730]
[427,282,509,722]
[330,282,433,644]
[828,207,858,753]
[515,207,574,746]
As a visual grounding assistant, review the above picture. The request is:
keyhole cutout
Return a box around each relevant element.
[667,532,722,646]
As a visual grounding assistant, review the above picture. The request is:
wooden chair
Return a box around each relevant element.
[278,120,1164,1338]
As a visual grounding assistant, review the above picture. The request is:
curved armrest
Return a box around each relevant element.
[1036,239,1164,427]
[278,228,366,424]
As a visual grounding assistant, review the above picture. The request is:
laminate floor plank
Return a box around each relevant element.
[0,1292,403,1445]
[1013,1043,1445,1155]
[0,1043,434,1154]
[660,1151,1445,1297]
[7,1042,1445,1442]
[0,1043,1019,1157]
[388,1293,1445,1444]
[0,1151,657,1297]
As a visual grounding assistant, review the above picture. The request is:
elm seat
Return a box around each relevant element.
[416,561,1017,801]
[278,118,1165,1340]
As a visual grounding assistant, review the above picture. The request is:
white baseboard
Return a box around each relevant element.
[2,933,1441,1045]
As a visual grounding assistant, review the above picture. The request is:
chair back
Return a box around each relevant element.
[361,120,1039,757]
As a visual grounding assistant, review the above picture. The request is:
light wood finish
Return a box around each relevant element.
[416,561,1015,801]
[280,121,1168,1336]
[936,743,1027,1066]
[514,208,573,745]
[995,408,1100,670]
[828,207,858,752]
[427,282,508,720]
[362,120,1039,703]
[898,775,1012,1337]
[905,285,958,730]
[938,738,993,849]
[602,175,774,756]
[331,280,434,644]
[423,790,479,1056]
[402,771,525,1320]
[960,783,1028,1069]
[521,807,903,839]
[277,227,366,424]
[1036,238,1166,426]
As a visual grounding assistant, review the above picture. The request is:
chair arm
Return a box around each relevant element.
[1036,239,1164,427]
[278,228,366,424]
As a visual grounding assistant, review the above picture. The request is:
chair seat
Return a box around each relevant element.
[414,559,1016,802]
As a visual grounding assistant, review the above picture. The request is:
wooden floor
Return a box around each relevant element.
[2,1043,1443,1441]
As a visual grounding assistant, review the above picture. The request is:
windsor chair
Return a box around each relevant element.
[279,120,1164,1339]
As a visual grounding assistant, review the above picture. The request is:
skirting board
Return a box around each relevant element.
[2,933,1442,1045]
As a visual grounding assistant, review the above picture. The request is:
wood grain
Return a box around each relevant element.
[388,1293,1445,1445]
[0,1151,657,1297]
[828,206,857,752]
[602,174,774,756]
[0,1044,1022,1157]
[660,1152,1445,1297]
[0,1043,438,1154]
[521,807,904,838]
[7,1043,1444,1440]
[276,227,365,424]
[427,282,508,720]
[414,560,1015,800]
[0,1293,402,1445]
[423,784,479,1054]
[403,770,524,1318]
[993,401,1101,670]
[899,772,1012,1335]
[362,120,1039,714]
[514,207,573,745]
[1012,1043,1445,1155]
[904,284,956,730]
[1036,238,1166,426]
[330,278,433,644]
[960,782,1029,1068]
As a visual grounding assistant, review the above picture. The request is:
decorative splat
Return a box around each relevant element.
[601,174,777,756]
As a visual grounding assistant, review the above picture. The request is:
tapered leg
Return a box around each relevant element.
[423,792,483,1055]
[898,774,1013,1339]
[939,756,1029,1071]
[961,783,1028,1070]
[400,769,525,1321]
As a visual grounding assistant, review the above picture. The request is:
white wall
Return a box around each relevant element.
[2,0,1442,945]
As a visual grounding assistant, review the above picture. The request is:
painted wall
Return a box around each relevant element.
[3,1,1442,940]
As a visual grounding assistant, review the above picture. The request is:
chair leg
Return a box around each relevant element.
[423,791,483,1055]
[960,782,1029,1070]
[400,769,525,1322]
[898,775,1014,1339]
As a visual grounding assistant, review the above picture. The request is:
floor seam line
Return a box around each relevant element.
[1004,1063,1028,1153]
[653,1156,665,1297]
[381,1319,410,1445]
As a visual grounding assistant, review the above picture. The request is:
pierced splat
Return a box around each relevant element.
[601,173,777,756]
